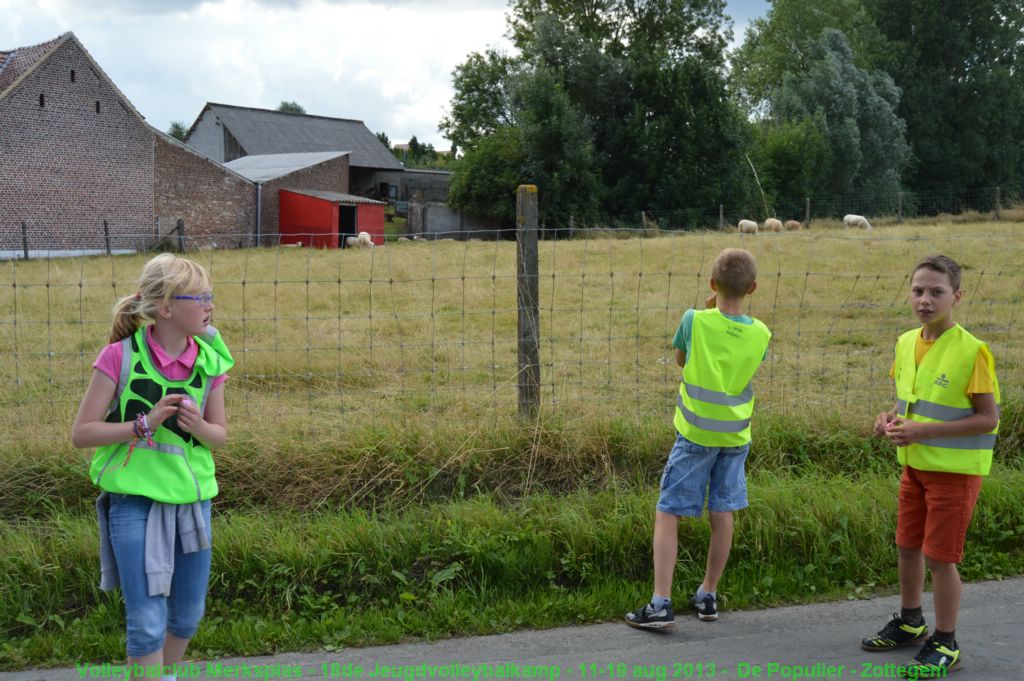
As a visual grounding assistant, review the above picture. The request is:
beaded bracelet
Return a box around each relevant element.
[123,412,155,468]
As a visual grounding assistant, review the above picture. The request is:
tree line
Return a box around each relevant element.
[440,0,1024,227]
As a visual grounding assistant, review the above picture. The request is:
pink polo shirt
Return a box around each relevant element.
[92,325,228,392]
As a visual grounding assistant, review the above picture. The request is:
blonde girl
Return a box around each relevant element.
[72,253,233,681]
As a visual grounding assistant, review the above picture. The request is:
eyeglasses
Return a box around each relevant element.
[174,292,214,306]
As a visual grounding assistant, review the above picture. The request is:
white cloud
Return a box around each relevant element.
[2,0,766,147]
[1,0,511,146]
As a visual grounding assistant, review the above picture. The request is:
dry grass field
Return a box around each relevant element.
[2,220,1020,434]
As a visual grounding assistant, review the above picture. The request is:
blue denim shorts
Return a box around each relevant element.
[656,434,750,517]
[107,493,213,657]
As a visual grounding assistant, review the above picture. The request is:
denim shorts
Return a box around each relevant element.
[107,493,213,657]
[656,434,750,517]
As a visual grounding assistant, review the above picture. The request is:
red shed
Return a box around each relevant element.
[279,189,387,248]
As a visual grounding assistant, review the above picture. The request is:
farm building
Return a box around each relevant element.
[0,32,156,253]
[223,151,385,246]
[183,103,408,202]
[0,32,259,253]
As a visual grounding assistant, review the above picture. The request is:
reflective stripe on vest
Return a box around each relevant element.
[684,381,754,407]
[677,394,752,433]
[896,398,974,422]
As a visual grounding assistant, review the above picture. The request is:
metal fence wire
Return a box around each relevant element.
[1,219,1021,451]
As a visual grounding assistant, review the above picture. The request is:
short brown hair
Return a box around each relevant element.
[712,248,757,297]
[913,254,961,291]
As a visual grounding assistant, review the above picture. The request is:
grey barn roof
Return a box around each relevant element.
[284,189,386,206]
[195,103,404,171]
[223,151,348,182]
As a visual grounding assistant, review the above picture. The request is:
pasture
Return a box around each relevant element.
[1,220,1023,667]
[1,220,1021,513]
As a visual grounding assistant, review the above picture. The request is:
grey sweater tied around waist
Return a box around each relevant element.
[96,492,211,597]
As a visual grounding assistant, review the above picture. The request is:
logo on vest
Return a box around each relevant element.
[934,373,950,388]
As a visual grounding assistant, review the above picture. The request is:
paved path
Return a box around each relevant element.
[4,578,1022,680]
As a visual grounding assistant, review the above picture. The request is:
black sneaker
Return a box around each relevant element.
[689,592,718,621]
[861,613,929,651]
[899,636,961,676]
[625,602,674,630]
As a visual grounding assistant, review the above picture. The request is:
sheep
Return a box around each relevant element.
[357,231,374,247]
[737,219,758,234]
[784,220,802,231]
[344,236,360,248]
[764,218,783,233]
[843,214,872,230]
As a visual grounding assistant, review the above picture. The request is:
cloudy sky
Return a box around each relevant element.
[1,0,769,148]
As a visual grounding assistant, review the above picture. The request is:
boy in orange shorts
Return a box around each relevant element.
[861,255,1000,676]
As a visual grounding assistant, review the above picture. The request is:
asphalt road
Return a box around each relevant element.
[4,577,1021,680]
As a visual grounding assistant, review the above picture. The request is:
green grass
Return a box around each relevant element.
[1,405,1020,519]
[2,221,1024,668]
[3,470,1023,669]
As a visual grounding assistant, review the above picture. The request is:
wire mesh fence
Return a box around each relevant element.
[1,219,1021,454]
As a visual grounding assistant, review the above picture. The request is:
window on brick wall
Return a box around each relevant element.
[95,101,101,114]
[70,70,76,82]
[39,94,44,107]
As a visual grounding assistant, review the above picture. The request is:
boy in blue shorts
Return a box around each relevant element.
[626,248,771,629]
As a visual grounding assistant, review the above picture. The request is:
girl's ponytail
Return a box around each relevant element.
[109,293,145,343]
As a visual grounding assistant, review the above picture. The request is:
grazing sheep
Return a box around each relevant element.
[357,231,374,247]
[843,214,872,230]
[784,220,802,231]
[344,236,360,249]
[738,219,758,234]
[764,218,783,232]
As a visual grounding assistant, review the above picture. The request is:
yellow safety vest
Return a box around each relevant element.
[90,326,234,503]
[893,325,1000,476]
[674,309,771,447]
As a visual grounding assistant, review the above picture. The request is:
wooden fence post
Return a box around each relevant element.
[21,221,29,260]
[516,185,540,419]
[176,219,185,253]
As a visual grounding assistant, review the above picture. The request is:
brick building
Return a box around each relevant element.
[0,33,154,253]
[0,32,263,254]
[153,131,257,248]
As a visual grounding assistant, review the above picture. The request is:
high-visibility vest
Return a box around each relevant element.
[674,309,771,447]
[90,325,234,503]
[894,324,999,475]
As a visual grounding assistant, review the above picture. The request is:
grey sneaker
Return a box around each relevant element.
[625,602,674,629]
[689,592,718,621]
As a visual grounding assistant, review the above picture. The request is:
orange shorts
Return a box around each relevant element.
[895,466,982,564]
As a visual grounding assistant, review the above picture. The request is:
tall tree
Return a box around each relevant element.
[729,0,892,115]
[375,131,391,148]
[773,29,910,209]
[864,0,1024,196]
[277,101,306,115]
[444,0,748,225]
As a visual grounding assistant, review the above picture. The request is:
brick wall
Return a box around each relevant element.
[260,154,350,243]
[154,134,256,248]
[0,38,154,252]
